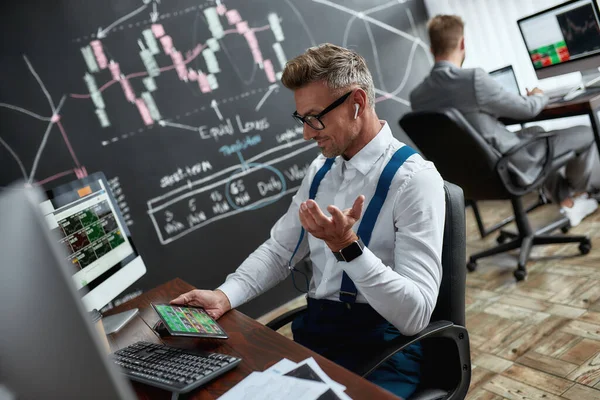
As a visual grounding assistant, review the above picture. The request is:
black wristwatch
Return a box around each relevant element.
[333,237,365,262]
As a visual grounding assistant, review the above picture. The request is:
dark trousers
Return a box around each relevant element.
[292,298,422,399]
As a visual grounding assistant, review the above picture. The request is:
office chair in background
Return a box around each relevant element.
[400,108,591,281]
[267,181,471,400]
[466,65,556,240]
[466,191,557,241]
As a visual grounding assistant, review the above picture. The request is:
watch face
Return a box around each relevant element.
[340,241,363,262]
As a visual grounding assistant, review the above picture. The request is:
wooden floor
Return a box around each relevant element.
[257,198,600,399]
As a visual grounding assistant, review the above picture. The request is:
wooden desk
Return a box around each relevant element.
[500,91,600,155]
[105,278,400,399]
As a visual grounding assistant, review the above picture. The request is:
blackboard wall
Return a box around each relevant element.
[0,0,432,318]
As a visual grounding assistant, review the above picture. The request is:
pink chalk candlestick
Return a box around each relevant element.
[152,24,165,38]
[198,73,211,93]
[135,98,154,126]
[160,35,174,55]
[263,59,276,83]
[90,40,108,69]
[226,9,242,25]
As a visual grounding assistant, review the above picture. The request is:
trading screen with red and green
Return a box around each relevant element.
[155,304,224,334]
[520,1,600,69]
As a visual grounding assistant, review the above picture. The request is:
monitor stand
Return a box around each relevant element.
[582,68,600,88]
[102,308,139,335]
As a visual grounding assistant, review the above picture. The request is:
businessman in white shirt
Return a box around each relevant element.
[171,43,445,398]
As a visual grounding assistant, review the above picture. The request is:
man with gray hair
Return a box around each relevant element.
[171,43,445,398]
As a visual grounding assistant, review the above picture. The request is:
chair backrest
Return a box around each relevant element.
[400,109,511,200]
[416,181,467,397]
[434,181,466,327]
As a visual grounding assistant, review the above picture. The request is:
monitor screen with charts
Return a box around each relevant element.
[518,0,600,79]
[489,65,521,95]
[40,172,146,312]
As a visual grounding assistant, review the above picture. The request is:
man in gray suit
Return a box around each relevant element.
[410,15,598,227]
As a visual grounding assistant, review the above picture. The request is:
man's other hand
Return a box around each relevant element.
[299,195,365,251]
[170,289,232,319]
[526,87,544,96]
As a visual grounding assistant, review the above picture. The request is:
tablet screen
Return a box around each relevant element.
[152,303,228,339]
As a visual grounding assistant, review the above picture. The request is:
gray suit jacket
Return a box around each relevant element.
[410,61,549,185]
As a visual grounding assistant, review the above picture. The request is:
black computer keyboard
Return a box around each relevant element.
[111,341,242,394]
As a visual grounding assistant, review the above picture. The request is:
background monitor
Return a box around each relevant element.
[40,172,146,332]
[489,65,521,95]
[517,0,600,80]
[0,184,135,399]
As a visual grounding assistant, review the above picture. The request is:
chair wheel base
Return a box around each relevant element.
[579,239,592,255]
[496,233,508,244]
[561,226,570,234]
[467,260,477,272]
[514,268,527,281]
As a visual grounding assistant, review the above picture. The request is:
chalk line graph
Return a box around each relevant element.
[0,55,86,188]
[318,0,433,105]
[68,4,285,147]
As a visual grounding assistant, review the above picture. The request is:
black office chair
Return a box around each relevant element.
[466,192,552,240]
[267,181,471,400]
[400,108,591,281]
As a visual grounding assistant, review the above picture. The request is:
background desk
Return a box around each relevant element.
[500,91,600,156]
[105,278,400,400]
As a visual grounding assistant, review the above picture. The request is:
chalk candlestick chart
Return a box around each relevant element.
[81,1,314,244]
[2,0,305,237]
[1,0,431,247]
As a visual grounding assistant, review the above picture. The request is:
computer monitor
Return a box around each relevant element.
[517,0,600,80]
[489,65,521,95]
[0,185,135,399]
[40,172,146,333]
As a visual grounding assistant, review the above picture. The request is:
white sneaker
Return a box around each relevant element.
[561,196,598,227]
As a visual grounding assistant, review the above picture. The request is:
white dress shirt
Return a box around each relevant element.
[218,121,445,336]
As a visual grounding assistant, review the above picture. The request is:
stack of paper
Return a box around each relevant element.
[217,357,352,400]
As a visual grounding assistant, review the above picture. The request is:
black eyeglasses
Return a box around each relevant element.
[292,91,352,130]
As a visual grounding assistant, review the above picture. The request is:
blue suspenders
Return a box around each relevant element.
[287,157,336,270]
[340,145,416,302]
[288,146,417,303]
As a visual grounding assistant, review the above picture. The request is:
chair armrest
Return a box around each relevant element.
[268,314,472,400]
[358,322,471,399]
[265,306,307,331]
[357,321,451,377]
[500,132,555,158]
[355,321,471,400]
[495,131,574,196]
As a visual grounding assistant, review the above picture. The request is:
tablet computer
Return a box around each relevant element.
[151,303,228,339]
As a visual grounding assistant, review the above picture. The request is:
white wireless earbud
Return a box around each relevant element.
[354,104,360,120]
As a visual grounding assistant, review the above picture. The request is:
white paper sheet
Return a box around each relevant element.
[276,357,347,393]
[264,358,298,374]
[217,371,330,400]
[266,357,352,400]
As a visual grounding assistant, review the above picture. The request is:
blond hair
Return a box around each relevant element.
[281,43,375,106]
[427,15,464,57]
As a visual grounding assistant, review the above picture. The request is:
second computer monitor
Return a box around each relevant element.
[40,172,146,313]
[517,0,600,79]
